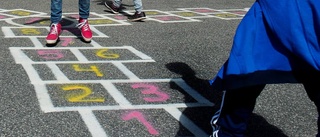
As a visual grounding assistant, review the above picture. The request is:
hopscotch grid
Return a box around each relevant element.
[14,60,156,64]
[88,17,132,26]
[62,12,106,18]
[2,26,109,37]
[177,8,246,20]
[9,46,155,63]
[46,63,70,81]
[42,102,211,113]
[33,78,213,112]
[121,10,202,23]
[0,9,47,18]
[70,48,89,62]
[2,7,237,137]
[112,62,141,81]
[148,12,202,23]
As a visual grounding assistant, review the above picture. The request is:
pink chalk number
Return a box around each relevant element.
[60,38,74,47]
[37,50,64,59]
[25,17,41,24]
[131,84,169,102]
[122,111,159,135]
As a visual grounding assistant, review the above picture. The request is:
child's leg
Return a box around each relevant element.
[79,0,90,19]
[300,76,320,137]
[113,0,122,8]
[132,0,143,13]
[50,0,63,23]
[211,85,265,137]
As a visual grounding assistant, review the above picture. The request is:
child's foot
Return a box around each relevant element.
[128,11,146,22]
[77,18,92,42]
[46,23,61,44]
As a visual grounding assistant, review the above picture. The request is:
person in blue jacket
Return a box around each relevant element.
[209,0,320,136]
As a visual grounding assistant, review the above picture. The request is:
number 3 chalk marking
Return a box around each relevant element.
[131,83,170,102]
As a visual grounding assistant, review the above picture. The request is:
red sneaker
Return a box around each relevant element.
[77,18,92,42]
[46,23,62,44]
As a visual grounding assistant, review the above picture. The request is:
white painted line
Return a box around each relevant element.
[89,12,107,18]
[41,103,210,112]
[29,37,44,47]
[164,107,208,137]
[70,48,89,62]
[101,82,133,107]
[112,62,141,81]
[173,79,214,106]
[46,63,70,81]
[2,27,15,37]
[8,46,151,50]
[90,26,109,37]
[13,60,155,64]
[5,19,26,27]
[20,63,43,83]
[41,78,176,84]
[33,84,56,113]
[9,47,33,63]
[124,46,153,60]
[90,40,103,47]
[79,109,108,137]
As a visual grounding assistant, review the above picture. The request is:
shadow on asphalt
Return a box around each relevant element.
[165,62,288,137]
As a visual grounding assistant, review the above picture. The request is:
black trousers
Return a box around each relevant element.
[212,73,320,137]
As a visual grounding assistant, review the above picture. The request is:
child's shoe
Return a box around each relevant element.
[46,23,61,44]
[76,18,92,42]
[104,1,120,14]
[127,11,146,22]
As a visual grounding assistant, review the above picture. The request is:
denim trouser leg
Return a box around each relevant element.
[133,0,143,13]
[79,0,90,19]
[51,0,62,24]
[113,0,122,8]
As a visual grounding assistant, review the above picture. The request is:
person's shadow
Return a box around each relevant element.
[166,62,288,137]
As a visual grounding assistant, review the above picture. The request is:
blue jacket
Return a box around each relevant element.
[209,0,320,91]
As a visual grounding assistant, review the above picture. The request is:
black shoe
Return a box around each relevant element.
[127,11,146,22]
[104,1,120,14]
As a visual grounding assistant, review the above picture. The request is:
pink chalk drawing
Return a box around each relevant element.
[122,111,159,135]
[131,83,169,102]
[60,38,74,47]
[0,15,6,19]
[37,50,64,60]
[25,17,41,24]
[113,15,127,20]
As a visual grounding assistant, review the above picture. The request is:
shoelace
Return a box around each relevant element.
[49,24,58,34]
[76,20,89,31]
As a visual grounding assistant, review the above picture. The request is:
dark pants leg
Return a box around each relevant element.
[212,85,265,137]
[296,71,320,137]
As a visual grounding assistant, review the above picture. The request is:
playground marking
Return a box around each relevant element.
[1,7,249,136]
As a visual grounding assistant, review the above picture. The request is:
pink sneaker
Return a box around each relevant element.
[46,23,62,44]
[76,18,92,42]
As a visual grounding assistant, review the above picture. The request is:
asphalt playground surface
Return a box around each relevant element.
[0,0,318,137]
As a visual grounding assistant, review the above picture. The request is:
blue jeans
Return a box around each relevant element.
[113,0,143,13]
[50,0,90,24]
